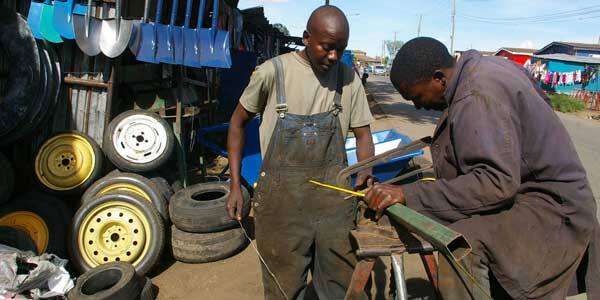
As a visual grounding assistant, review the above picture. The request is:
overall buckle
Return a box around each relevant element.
[332,104,342,116]
[275,104,288,118]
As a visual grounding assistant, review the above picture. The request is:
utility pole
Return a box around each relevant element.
[450,0,456,54]
[417,14,423,37]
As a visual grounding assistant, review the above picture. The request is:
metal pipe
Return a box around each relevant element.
[391,254,408,300]
[64,76,110,88]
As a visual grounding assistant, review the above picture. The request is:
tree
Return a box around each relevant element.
[384,40,404,57]
[273,23,290,36]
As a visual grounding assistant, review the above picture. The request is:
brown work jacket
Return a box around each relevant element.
[402,50,600,299]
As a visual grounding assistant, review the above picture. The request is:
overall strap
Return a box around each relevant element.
[332,64,344,115]
[273,57,287,118]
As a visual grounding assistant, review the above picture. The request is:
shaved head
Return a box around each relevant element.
[307,5,349,38]
[300,5,350,73]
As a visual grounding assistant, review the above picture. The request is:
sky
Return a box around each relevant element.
[237,0,600,58]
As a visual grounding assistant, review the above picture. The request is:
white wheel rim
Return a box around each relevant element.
[112,114,168,164]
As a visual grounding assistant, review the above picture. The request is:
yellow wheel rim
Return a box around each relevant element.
[78,201,151,268]
[98,183,151,202]
[0,211,49,254]
[35,133,96,191]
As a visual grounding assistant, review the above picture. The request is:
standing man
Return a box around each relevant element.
[366,37,600,299]
[226,5,375,300]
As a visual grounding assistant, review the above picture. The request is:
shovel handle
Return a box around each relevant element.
[155,0,164,23]
[196,0,207,28]
[115,0,121,33]
[142,0,150,22]
[211,0,219,29]
[169,0,179,26]
[184,0,193,28]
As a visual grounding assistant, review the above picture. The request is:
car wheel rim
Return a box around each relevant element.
[112,114,168,164]
[35,133,96,191]
[78,201,151,268]
[0,211,49,253]
[98,183,151,203]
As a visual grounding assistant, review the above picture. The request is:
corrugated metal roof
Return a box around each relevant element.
[533,53,600,64]
[495,47,536,55]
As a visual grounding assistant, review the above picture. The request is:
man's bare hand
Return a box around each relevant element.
[226,184,244,221]
[354,173,377,191]
[364,183,406,219]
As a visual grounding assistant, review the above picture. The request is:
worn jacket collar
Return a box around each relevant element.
[443,50,481,105]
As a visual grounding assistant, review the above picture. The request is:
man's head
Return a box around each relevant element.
[390,37,455,110]
[302,5,349,73]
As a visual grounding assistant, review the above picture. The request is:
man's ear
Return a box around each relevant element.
[433,70,446,86]
[302,30,310,47]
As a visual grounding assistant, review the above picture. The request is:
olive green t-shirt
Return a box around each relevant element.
[239,52,374,157]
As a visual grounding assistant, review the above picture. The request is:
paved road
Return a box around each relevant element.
[367,75,600,220]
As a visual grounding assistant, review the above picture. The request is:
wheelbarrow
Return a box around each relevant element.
[195,117,425,191]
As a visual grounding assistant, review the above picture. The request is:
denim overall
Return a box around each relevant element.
[253,57,359,300]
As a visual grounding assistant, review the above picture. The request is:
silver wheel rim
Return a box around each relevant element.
[112,114,168,164]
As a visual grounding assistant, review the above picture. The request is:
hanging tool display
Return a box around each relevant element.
[200,0,231,68]
[99,0,134,58]
[73,0,102,56]
[27,0,45,40]
[157,0,182,64]
[40,0,64,43]
[129,0,151,56]
[53,0,81,39]
[136,0,163,63]
[183,0,207,67]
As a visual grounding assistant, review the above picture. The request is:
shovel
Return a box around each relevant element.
[53,0,79,39]
[129,0,151,55]
[136,0,163,63]
[40,0,64,43]
[99,0,134,58]
[73,0,102,56]
[200,0,231,68]
[27,0,44,39]
[157,0,183,64]
[183,0,207,67]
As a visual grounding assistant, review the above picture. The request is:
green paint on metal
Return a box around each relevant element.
[386,204,472,261]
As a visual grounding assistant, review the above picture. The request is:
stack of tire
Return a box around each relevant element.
[0,131,102,259]
[169,182,251,263]
[69,110,174,281]
[0,10,61,145]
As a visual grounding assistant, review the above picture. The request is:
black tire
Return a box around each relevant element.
[67,262,142,300]
[170,225,248,263]
[34,131,104,195]
[103,110,174,173]
[0,152,15,204]
[169,182,250,233]
[0,10,40,137]
[70,192,165,276]
[0,226,37,253]
[138,277,156,300]
[80,172,169,222]
[149,177,174,203]
[0,191,70,257]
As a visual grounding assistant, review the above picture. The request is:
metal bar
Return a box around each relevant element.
[63,76,110,89]
[343,259,375,300]
[391,253,408,300]
[386,204,471,261]
[420,252,439,297]
[336,136,432,187]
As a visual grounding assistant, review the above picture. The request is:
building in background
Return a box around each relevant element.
[494,47,536,65]
[535,42,600,58]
